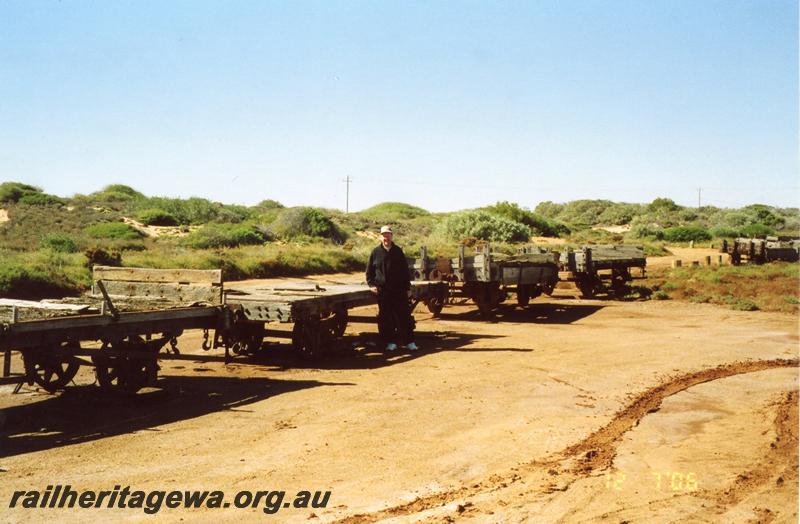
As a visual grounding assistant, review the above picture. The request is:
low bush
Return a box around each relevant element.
[739,223,775,238]
[268,207,347,242]
[437,210,531,243]
[0,182,43,204]
[18,193,65,206]
[182,223,267,249]
[662,226,711,242]
[84,247,122,267]
[359,202,430,222]
[483,201,569,237]
[85,222,143,240]
[709,225,740,238]
[41,233,78,253]
[138,208,178,226]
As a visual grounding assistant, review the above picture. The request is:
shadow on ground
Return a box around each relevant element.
[249,330,526,371]
[0,375,346,458]
[437,302,605,324]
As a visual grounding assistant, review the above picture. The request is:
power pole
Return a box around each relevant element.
[343,176,352,213]
[697,187,702,208]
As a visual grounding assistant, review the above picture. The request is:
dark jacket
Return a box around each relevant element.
[366,243,411,293]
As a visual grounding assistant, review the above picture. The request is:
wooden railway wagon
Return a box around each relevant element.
[720,237,800,265]
[0,267,448,393]
[549,245,646,298]
[410,245,560,315]
[223,278,448,359]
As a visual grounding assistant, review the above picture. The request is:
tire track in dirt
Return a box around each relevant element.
[333,358,798,524]
[687,389,798,522]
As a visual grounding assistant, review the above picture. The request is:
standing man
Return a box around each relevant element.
[366,226,418,352]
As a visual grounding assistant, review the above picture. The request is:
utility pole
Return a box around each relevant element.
[697,187,702,208]
[343,176,352,213]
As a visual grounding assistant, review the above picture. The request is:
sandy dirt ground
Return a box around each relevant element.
[0,271,797,523]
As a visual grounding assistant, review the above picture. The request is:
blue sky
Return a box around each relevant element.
[0,0,797,211]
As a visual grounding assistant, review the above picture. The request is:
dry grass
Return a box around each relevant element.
[645,262,800,313]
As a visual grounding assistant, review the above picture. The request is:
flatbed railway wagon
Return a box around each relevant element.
[720,237,800,265]
[0,267,448,393]
[410,245,560,315]
[550,244,646,298]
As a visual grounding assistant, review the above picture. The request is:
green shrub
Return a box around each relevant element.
[138,208,178,226]
[182,223,267,249]
[84,247,122,267]
[724,297,759,311]
[214,204,253,224]
[0,182,43,204]
[268,207,346,242]
[631,223,664,239]
[662,226,711,242]
[739,223,775,238]
[359,202,430,222]
[483,201,569,237]
[85,222,143,240]
[709,225,740,238]
[18,193,65,206]
[647,197,681,213]
[253,199,285,210]
[652,290,670,300]
[41,234,78,253]
[437,210,531,243]
[0,263,79,299]
[134,196,219,225]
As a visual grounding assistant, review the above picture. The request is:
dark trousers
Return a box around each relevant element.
[377,290,414,345]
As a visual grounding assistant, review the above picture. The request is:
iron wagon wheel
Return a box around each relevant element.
[292,316,322,359]
[516,286,530,307]
[474,287,496,317]
[425,295,445,316]
[576,275,596,298]
[330,308,349,338]
[22,342,81,393]
[610,271,628,296]
[230,321,266,355]
[92,337,158,394]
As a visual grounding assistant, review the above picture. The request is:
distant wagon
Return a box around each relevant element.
[410,245,560,315]
[720,237,800,265]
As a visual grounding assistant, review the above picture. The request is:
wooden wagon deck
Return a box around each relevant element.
[0,267,448,394]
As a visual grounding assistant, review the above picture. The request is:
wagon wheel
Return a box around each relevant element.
[474,288,497,317]
[610,268,631,297]
[230,323,266,355]
[292,316,322,359]
[426,295,445,316]
[92,337,158,393]
[23,342,81,393]
[332,309,348,338]
[516,286,530,307]
[576,276,596,299]
[541,280,556,296]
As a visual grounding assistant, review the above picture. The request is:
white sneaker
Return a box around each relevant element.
[406,342,419,351]
[385,343,398,352]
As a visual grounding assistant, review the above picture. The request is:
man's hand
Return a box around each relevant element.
[370,287,378,294]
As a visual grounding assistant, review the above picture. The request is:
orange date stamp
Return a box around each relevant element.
[605,471,698,492]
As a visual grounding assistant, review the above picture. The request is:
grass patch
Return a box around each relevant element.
[644,262,799,313]
[85,222,143,240]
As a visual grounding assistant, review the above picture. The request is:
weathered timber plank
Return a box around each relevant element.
[3,307,218,334]
[96,281,222,305]
[0,299,91,311]
[93,266,222,285]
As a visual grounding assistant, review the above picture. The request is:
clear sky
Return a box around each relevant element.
[0,0,797,212]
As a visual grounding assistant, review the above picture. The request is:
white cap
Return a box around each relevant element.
[380,225,393,234]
